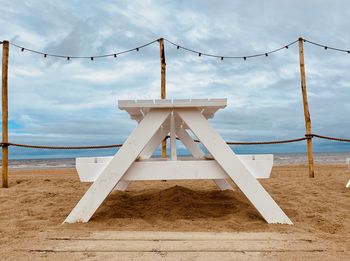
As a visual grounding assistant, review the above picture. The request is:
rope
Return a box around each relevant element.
[2,133,350,150]
[225,137,308,145]
[307,134,350,142]
[1,142,122,149]
[168,135,308,145]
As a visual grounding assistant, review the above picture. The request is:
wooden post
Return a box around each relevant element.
[2,40,9,188]
[159,38,167,158]
[298,37,315,178]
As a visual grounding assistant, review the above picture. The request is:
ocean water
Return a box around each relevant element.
[273,152,350,165]
[4,152,350,169]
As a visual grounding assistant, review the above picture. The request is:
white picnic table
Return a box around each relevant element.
[65,98,292,224]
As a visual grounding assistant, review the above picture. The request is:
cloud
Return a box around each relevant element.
[1,0,350,157]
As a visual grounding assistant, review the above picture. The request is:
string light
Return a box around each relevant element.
[9,39,158,60]
[165,38,298,60]
[303,38,350,54]
[7,37,350,62]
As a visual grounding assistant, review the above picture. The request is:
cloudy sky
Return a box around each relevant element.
[1,0,350,158]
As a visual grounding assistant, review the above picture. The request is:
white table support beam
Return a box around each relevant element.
[176,127,204,159]
[115,119,170,191]
[170,112,177,160]
[113,180,129,191]
[176,126,233,191]
[64,109,170,223]
[176,109,292,224]
[139,125,169,159]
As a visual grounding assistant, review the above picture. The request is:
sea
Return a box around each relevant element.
[4,152,350,169]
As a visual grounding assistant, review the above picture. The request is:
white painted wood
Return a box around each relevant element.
[115,121,169,191]
[213,179,234,191]
[119,99,227,122]
[76,157,130,191]
[139,125,169,159]
[176,109,292,224]
[205,154,274,179]
[76,157,111,182]
[118,98,227,109]
[76,157,273,182]
[126,160,229,180]
[76,157,129,191]
[65,109,170,223]
[175,127,233,191]
[114,180,129,191]
[346,158,350,188]
[114,124,170,191]
[176,127,204,159]
[170,112,177,160]
[70,98,289,225]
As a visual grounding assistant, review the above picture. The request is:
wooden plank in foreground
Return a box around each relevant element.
[28,232,326,253]
[48,231,316,241]
[31,240,326,253]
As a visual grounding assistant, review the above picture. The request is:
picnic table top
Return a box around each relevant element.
[118,98,227,122]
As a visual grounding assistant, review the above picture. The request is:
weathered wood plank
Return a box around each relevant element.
[2,40,9,188]
[298,37,315,178]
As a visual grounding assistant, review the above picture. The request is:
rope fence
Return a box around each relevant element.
[2,133,349,150]
[2,36,350,187]
[1,142,122,149]
[306,133,350,142]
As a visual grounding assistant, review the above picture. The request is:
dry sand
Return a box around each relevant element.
[0,164,349,260]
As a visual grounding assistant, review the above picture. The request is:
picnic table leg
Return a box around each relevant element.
[176,127,233,191]
[64,109,170,223]
[114,126,168,191]
[170,112,177,160]
[176,109,292,224]
[114,181,129,191]
[114,125,170,191]
[139,125,169,159]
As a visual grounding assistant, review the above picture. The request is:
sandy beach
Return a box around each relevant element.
[0,164,349,260]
